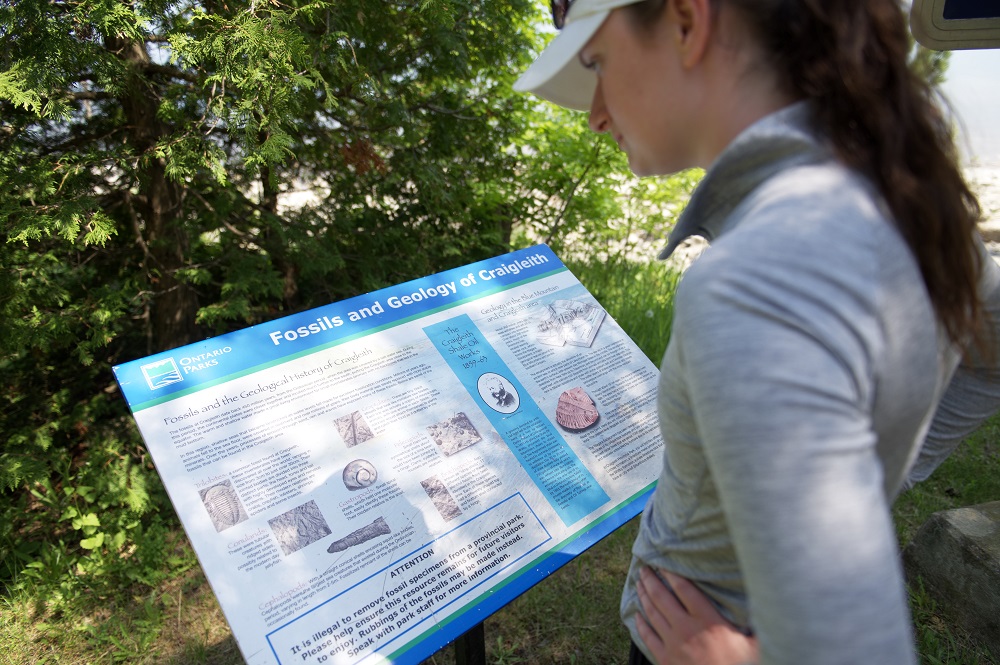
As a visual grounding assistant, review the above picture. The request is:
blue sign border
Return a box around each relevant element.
[113,246,565,411]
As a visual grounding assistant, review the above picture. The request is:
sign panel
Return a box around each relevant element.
[911,0,1000,49]
[114,245,663,665]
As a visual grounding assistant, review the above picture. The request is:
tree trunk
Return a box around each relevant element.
[261,162,300,312]
[106,35,200,352]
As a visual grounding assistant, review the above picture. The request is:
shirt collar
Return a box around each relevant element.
[658,102,831,260]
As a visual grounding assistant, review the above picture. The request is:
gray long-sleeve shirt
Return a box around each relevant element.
[621,102,1000,664]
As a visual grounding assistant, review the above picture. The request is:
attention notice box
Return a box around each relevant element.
[113,244,664,665]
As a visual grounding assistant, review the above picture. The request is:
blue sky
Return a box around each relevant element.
[940,48,1000,164]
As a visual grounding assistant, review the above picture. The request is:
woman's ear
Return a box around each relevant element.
[668,0,713,68]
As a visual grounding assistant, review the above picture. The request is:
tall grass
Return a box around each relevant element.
[568,257,681,366]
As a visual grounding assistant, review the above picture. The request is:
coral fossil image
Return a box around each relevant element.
[556,387,600,431]
[426,412,483,456]
[327,516,392,553]
[335,410,375,448]
[342,459,378,490]
[268,500,332,556]
[199,480,249,532]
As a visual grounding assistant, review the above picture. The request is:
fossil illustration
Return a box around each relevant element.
[555,387,600,431]
[268,500,332,555]
[420,476,462,522]
[327,516,392,553]
[335,410,375,448]
[342,459,378,491]
[199,480,249,532]
[426,412,483,456]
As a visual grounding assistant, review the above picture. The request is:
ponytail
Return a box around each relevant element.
[744,0,983,348]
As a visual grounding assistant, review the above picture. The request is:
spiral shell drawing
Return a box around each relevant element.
[342,459,378,491]
[327,516,391,553]
[555,387,600,431]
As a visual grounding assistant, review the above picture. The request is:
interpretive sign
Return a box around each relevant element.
[113,244,663,665]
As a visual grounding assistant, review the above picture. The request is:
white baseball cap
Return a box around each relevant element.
[513,0,643,110]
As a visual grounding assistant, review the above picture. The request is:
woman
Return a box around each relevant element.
[515,1,1000,663]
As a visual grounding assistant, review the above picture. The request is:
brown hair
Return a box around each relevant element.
[628,0,984,348]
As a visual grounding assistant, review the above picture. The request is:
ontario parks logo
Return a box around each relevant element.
[141,357,184,390]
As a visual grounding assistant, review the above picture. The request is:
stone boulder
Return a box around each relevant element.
[902,501,1000,658]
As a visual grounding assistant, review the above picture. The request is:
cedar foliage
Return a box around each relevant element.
[0,0,688,608]
[1,0,533,595]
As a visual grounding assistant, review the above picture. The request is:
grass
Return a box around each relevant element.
[2,257,998,664]
[895,416,1000,665]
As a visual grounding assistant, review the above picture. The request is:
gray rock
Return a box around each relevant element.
[902,501,1000,658]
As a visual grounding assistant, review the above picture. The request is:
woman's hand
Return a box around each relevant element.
[636,567,759,665]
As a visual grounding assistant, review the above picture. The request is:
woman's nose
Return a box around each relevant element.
[588,79,610,133]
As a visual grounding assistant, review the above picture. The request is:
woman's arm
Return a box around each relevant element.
[671,201,931,664]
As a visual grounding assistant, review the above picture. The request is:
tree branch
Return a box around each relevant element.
[44,127,127,157]
[124,190,157,273]
[417,103,479,121]
[71,91,112,101]
[142,62,200,84]
[544,141,604,245]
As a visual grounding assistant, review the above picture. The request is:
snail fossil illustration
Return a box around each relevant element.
[342,459,378,491]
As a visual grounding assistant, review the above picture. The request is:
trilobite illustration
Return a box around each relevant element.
[200,481,248,532]
[342,459,378,490]
[555,387,600,431]
[327,516,391,553]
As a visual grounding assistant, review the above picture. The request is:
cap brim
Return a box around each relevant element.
[513,11,608,111]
